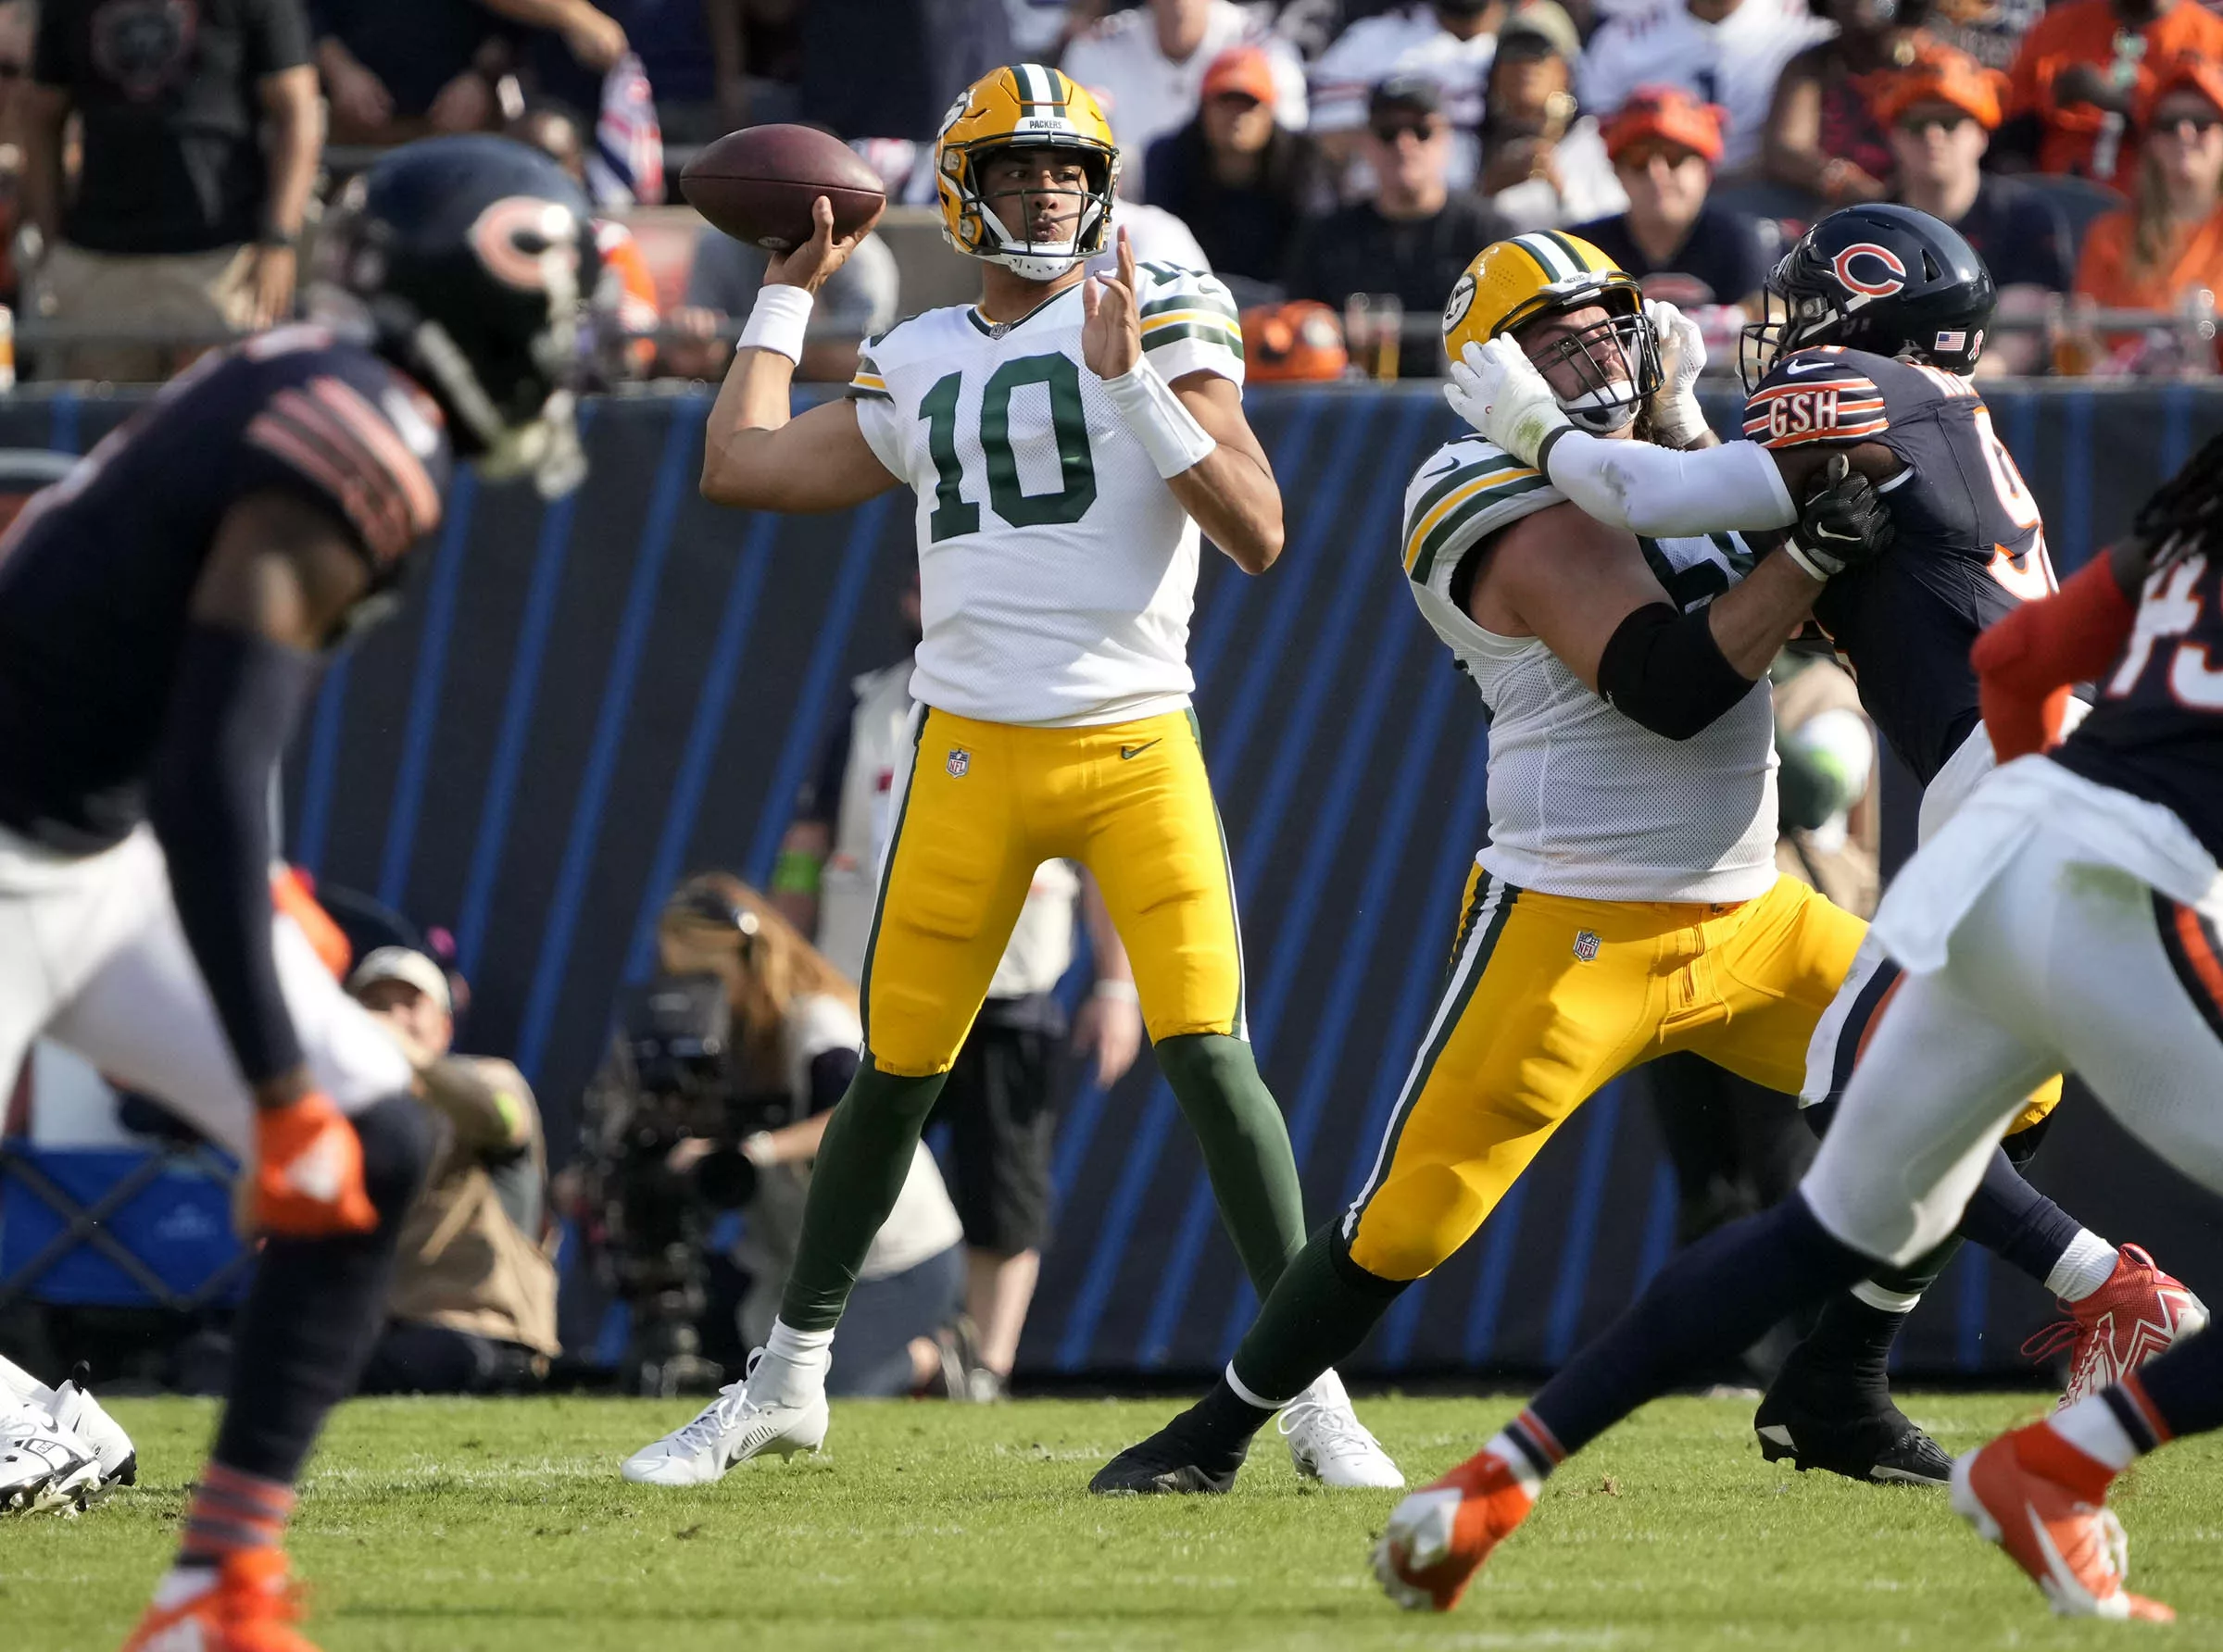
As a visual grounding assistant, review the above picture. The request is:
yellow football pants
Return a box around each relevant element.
[1344,869,1866,1282]
[860,706,1245,1077]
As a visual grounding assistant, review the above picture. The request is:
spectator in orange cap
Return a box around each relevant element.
[1878,46,2075,294]
[1144,45,1315,287]
[2001,0,2223,183]
[2075,52,2223,365]
[1570,87,1771,308]
[1763,0,1931,206]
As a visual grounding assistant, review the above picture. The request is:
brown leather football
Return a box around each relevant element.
[679,125,887,253]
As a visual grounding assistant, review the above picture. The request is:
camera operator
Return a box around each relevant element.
[348,948,560,1395]
[772,573,1145,1400]
[584,874,972,1398]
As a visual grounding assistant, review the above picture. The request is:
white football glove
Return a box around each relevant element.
[1444,337,1568,468]
[1643,297,1709,449]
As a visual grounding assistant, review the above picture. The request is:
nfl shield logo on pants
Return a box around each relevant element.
[1573,929,1601,963]
[946,748,971,779]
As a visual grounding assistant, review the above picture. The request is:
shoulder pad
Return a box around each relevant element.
[1136,266,1242,360]
[1402,437,1560,585]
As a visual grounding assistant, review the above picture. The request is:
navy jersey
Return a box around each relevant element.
[0,329,451,852]
[2054,551,2223,862]
[1742,347,2053,785]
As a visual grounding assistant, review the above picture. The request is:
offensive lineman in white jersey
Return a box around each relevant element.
[621,63,1399,1490]
[1094,230,1897,1497]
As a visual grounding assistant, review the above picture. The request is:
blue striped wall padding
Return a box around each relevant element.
[6,383,2218,1380]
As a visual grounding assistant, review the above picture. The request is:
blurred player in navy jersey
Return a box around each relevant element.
[0,134,598,1649]
[1367,422,2223,1625]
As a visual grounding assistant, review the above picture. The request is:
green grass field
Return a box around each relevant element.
[6,1393,2219,1650]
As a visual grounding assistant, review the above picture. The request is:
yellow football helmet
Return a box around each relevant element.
[934,64,1120,282]
[1441,232,1660,432]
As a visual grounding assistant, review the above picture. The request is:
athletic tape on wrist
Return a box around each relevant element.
[1781,540,1833,583]
[740,284,814,365]
[1651,394,1709,449]
[1099,359,1216,479]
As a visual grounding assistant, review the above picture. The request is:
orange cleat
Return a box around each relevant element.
[119,1549,322,1651]
[1372,1446,1539,1611]
[252,1095,377,1237]
[1950,1422,2174,1621]
[2022,1245,2209,1407]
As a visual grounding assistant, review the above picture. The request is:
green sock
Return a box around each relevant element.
[777,1060,948,1332]
[1230,1222,1407,1407]
[1156,1032,1308,1296]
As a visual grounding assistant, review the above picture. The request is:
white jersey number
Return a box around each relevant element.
[920,353,1099,542]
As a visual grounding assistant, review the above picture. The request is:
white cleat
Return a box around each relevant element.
[2,1399,101,1514]
[1278,1369,1403,1489]
[622,1364,829,1487]
[48,1377,135,1493]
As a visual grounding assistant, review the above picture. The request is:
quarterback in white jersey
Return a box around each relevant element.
[621,63,1399,1495]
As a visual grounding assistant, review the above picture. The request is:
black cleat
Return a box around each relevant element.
[1090,1412,1251,1496]
[1753,1385,1953,1486]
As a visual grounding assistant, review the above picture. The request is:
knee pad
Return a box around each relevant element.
[351,1093,436,1223]
[1327,1217,1413,1299]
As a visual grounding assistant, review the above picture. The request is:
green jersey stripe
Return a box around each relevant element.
[1402,458,1536,544]
[845,386,894,403]
[1140,321,1244,357]
[1139,289,1240,323]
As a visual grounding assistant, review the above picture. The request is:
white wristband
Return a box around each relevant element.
[1091,977,1141,1006]
[1779,540,1833,583]
[1099,359,1217,479]
[739,283,814,365]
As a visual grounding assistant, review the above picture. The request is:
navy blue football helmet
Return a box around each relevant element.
[1739,203,1997,391]
[314,135,603,495]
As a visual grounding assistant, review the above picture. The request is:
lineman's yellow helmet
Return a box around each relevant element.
[934,64,1120,282]
[1441,231,1660,432]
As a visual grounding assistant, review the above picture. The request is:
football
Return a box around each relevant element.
[679,124,886,253]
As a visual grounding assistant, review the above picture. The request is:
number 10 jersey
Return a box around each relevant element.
[847,264,1245,728]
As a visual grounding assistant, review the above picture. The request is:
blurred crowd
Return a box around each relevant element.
[0,0,2211,382]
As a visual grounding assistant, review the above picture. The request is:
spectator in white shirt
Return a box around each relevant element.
[1578,0,1832,173]
[1061,0,1307,197]
[1478,2,1629,229]
[1309,1,1506,143]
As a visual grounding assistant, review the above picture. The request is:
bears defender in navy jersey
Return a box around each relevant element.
[0,332,450,854]
[1743,344,2053,785]
[0,137,606,1652]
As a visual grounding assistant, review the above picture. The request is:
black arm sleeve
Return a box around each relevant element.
[145,623,321,1087]
[1594,601,1757,741]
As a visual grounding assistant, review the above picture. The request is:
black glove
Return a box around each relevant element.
[1786,454,1894,580]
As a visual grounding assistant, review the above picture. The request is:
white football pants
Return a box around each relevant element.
[0,824,410,1160]
[1802,809,2223,1268]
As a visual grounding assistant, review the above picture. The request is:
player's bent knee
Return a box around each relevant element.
[350,1094,436,1224]
[1345,1167,1489,1282]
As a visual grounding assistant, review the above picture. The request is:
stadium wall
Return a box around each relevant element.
[8,382,2219,1382]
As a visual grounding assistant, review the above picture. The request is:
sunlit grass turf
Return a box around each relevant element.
[6,1393,2220,1650]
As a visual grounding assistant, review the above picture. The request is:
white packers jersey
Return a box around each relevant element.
[1401,434,1781,904]
[848,265,1244,728]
